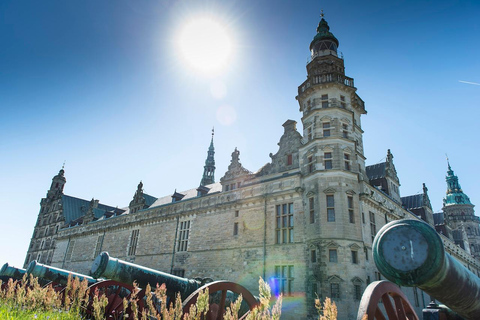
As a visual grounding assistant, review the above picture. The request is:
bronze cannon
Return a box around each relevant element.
[26,260,140,317]
[359,219,480,320]
[91,251,259,318]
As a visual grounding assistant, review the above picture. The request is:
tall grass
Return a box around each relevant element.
[1,275,339,319]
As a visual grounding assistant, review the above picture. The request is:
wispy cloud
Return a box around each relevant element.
[459,80,480,86]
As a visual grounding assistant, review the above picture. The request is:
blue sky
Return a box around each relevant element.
[1,0,479,268]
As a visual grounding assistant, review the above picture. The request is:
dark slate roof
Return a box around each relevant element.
[433,212,445,225]
[401,194,423,210]
[143,193,157,207]
[452,229,464,241]
[62,195,123,223]
[366,162,386,180]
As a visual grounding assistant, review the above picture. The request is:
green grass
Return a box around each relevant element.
[0,302,80,320]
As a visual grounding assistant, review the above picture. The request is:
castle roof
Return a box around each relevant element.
[62,195,125,224]
[366,162,386,180]
[401,194,424,210]
[150,182,222,208]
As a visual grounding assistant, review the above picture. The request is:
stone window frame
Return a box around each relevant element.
[323,151,333,170]
[351,250,358,264]
[322,121,331,137]
[177,220,190,252]
[306,124,314,141]
[309,196,315,224]
[287,154,293,166]
[347,194,355,224]
[327,275,342,299]
[65,239,75,262]
[340,95,347,108]
[307,155,315,173]
[274,265,294,296]
[327,241,339,263]
[233,222,239,236]
[321,94,329,108]
[352,277,363,300]
[326,194,335,222]
[275,203,294,244]
[369,211,377,242]
[127,229,140,256]
[344,153,351,171]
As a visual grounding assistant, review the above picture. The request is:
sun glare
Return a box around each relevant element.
[178,17,232,74]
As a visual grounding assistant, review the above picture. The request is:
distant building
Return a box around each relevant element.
[25,16,480,320]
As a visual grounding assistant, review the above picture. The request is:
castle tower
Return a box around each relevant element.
[47,167,66,200]
[200,128,216,186]
[296,15,367,178]
[295,15,368,318]
[442,162,480,259]
[24,167,66,267]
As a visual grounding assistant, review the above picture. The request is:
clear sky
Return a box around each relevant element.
[1,0,479,268]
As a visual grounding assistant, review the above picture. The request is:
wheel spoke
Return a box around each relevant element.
[382,294,398,319]
[375,307,386,320]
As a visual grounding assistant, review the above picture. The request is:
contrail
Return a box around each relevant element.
[459,80,480,86]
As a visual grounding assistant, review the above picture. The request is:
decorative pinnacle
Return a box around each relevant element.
[212,127,214,138]
[320,9,324,18]
[62,161,66,170]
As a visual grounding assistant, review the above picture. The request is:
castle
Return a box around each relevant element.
[24,16,480,319]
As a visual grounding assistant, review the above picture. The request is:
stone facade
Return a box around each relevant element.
[24,17,480,320]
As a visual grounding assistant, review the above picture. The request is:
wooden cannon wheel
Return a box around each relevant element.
[42,281,66,293]
[182,281,259,320]
[85,280,145,318]
[357,280,419,320]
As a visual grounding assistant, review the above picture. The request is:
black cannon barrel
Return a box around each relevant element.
[373,219,480,320]
[27,260,97,286]
[91,252,201,300]
[1,263,27,280]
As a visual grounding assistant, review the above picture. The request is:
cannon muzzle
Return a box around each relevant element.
[1,263,27,280]
[373,219,480,320]
[91,252,201,300]
[27,261,97,286]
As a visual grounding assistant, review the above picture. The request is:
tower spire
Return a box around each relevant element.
[444,161,472,205]
[200,129,216,186]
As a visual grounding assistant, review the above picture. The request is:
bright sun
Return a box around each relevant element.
[178,17,232,74]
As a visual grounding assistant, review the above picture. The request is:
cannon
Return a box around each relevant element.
[0,263,28,290]
[26,260,142,317]
[27,260,97,287]
[1,263,27,280]
[357,219,480,320]
[91,251,259,318]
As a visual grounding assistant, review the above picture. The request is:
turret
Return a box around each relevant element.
[47,167,66,200]
[200,128,216,187]
[442,161,480,258]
